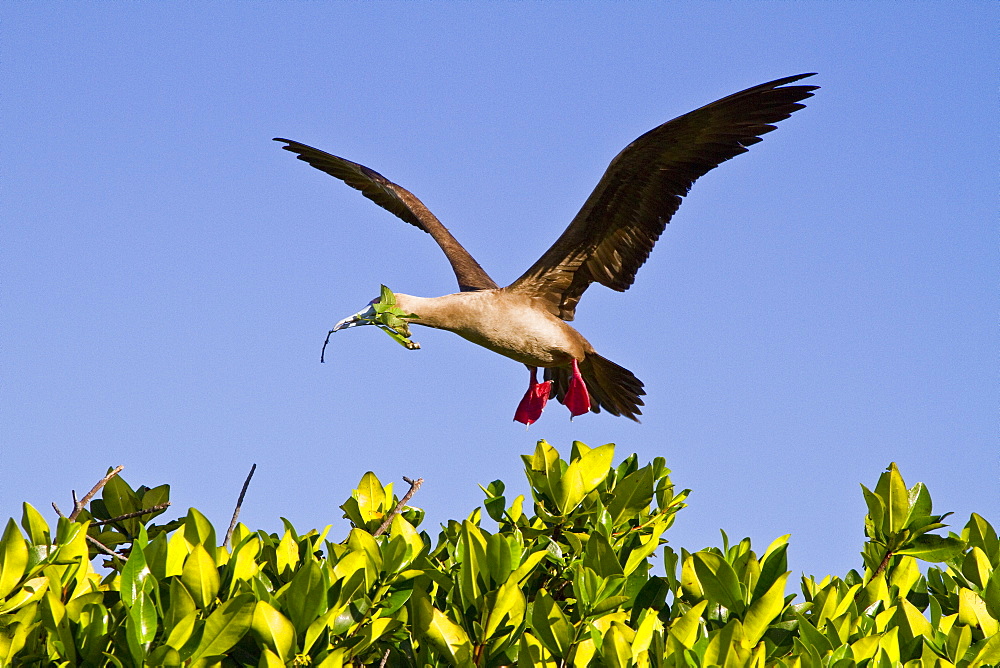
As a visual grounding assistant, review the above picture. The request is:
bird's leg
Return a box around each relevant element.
[565,358,591,418]
[513,366,553,426]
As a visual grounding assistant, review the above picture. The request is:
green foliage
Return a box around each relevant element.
[370,285,420,350]
[0,446,996,667]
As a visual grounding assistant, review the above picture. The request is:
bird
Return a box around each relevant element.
[275,73,818,425]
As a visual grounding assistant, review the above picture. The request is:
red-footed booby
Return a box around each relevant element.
[276,74,818,424]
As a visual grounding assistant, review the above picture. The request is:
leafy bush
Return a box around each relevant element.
[0,441,996,667]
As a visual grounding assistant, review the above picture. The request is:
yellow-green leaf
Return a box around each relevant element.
[558,443,614,514]
[703,619,748,668]
[0,519,28,600]
[355,472,386,523]
[623,523,667,576]
[0,576,48,614]
[881,463,910,534]
[959,587,999,635]
[531,589,573,659]
[189,593,255,661]
[424,607,473,665]
[181,544,220,608]
[668,600,707,649]
[743,571,790,645]
[510,550,549,585]
[600,622,632,668]
[257,648,284,668]
[252,601,295,662]
[969,630,1000,668]
[275,529,299,575]
[896,597,934,640]
[164,610,198,651]
[165,530,191,578]
[485,579,526,639]
[692,551,743,612]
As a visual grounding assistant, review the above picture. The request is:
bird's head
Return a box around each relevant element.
[322,285,420,361]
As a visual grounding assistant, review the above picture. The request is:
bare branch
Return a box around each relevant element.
[224,464,257,548]
[91,503,172,526]
[52,502,65,518]
[321,329,336,363]
[86,535,124,562]
[70,465,125,521]
[378,649,391,668]
[373,476,424,537]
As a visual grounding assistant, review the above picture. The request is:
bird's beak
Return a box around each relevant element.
[332,303,378,332]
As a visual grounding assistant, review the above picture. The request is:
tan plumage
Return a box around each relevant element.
[276,73,818,422]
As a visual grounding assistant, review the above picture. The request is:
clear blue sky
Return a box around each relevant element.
[3,2,996,580]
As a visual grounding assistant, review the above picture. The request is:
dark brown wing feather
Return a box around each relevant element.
[507,74,818,320]
[274,138,498,292]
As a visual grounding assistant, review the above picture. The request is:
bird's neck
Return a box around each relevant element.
[393,292,474,331]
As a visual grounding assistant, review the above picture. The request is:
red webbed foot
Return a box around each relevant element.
[565,358,591,418]
[513,367,553,425]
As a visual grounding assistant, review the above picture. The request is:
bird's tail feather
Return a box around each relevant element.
[545,353,645,422]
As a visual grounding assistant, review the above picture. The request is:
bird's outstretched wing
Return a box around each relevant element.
[506,74,819,320]
[275,139,498,292]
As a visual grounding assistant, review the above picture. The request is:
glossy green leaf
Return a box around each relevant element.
[600,622,632,668]
[896,597,934,642]
[229,535,262,590]
[521,440,561,505]
[281,559,325,634]
[962,546,992,589]
[793,610,834,655]
[181,544,220,608]
[102,474,142,536]
[623,523,666,576]
[904,482,933,528]
[692,551,744,612]
[668,600,708,649]
[0,576,47,615]
[275,528,299,576]
[861,484,885,538]
[346,527,383,577]
[969,630,1000,668]
[0,519,28,599]
[531,588,573,659]
[510,549,549,585]
[412,581,473,666]
[189,593,256,660]
[607,466,655,524]
[558,443,614,514]
[182,507,218,557]
[391,513,425,563]
[354,472,386,523]
[126,590,157,663]
[897,534,965,562]
[120,542,152,607]
[164,529,190,577]
[146,645,182,666]
[630,576,670,625]
[485,578,526,639]
[743,570,790,644]
[252,600,296,662]
[876,463,910,534]
[163,578,197,636]
[964,513,999,565]
[983,569,1000,620]
[20,503,50,547]
[584,530,624,576]
[40,589,76,663]
[703,619,749,668]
